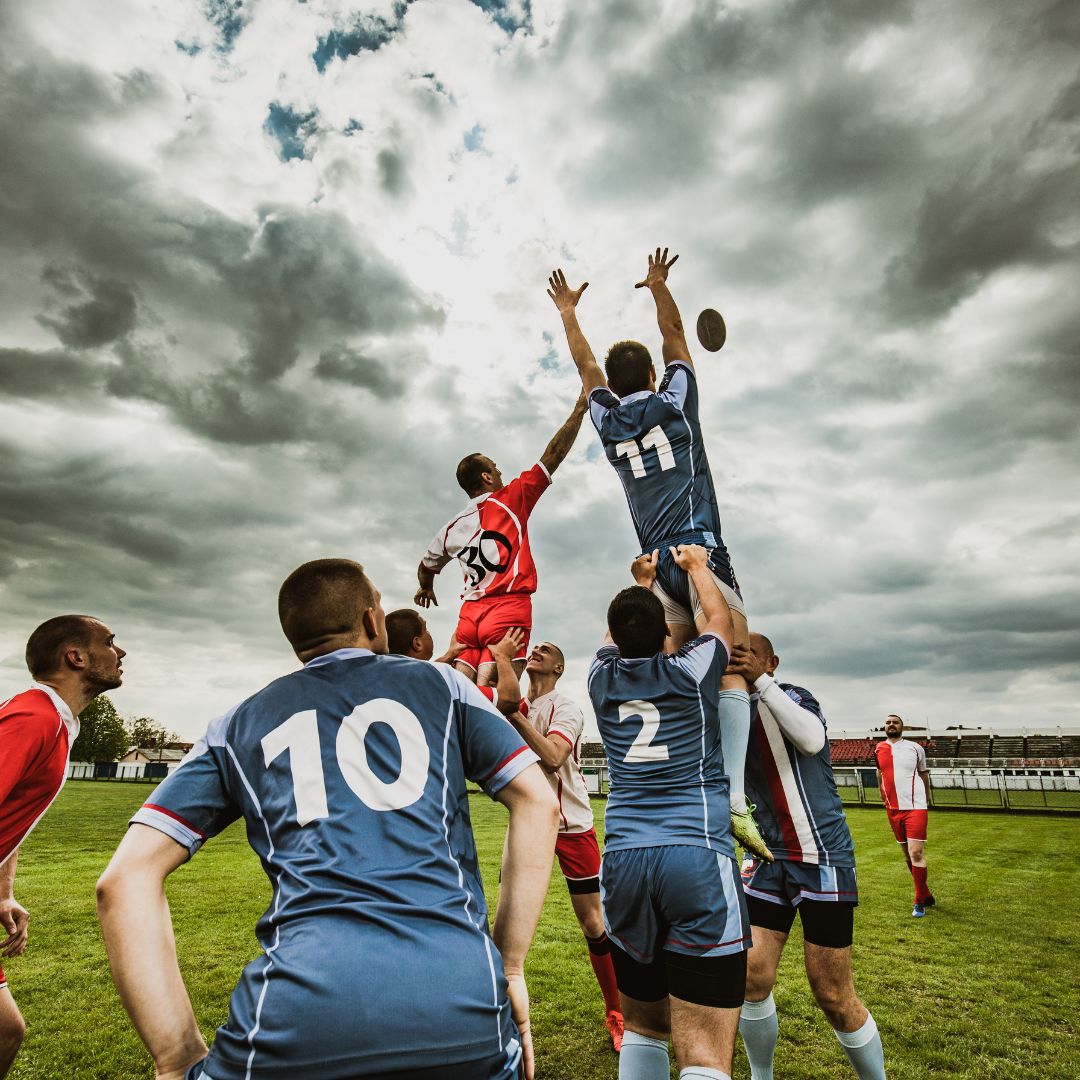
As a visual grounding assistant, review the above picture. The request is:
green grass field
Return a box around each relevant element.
[7,784,1080,1079]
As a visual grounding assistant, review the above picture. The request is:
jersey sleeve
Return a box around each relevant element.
[437,668,538,797]
[915,742,927,770]
[420,526,454,572]
[656,361,697,419]
[0,705,50,805]
[589,387,620,431]
[506,463,552,519]
[666,632,728,685]
[129,712,242,857]
[548,698,584,748]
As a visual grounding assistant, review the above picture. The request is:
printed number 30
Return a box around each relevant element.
[615,425,675,479]
[619,700,670,763]
[261,700,430,825]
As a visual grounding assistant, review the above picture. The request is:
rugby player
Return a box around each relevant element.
[415,392,587,688]
[0,615,126,1078]
[504,637,624,1051]
[97,558,559,1080]
[874,714,935,917]
[729,634,886,1080]
[549,251,770,863]
[385,607,465,664]
[588,543,750,1080]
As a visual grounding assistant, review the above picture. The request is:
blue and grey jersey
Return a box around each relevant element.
[745,683,854,868]
[132,648,536,1080]
[589,361,730,568]
[587,632,734,856]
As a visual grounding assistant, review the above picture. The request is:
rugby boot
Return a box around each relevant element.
[731,802,773,863]
[605,1010,624,1053]
[912,903,926,918]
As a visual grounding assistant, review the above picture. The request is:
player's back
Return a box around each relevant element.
[589,362,724,551]
[134,650,530,1079]
[587,633,734,857]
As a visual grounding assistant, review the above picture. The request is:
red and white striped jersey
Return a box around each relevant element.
[874,738,928,810]
[422,464,551,602]
[523,690,592,834]
[0,685,79,867]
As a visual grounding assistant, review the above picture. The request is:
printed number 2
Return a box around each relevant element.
[615,425,675,479]
[262,699,431,824]
[619,700,669,762]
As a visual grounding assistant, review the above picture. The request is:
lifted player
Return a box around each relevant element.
[589,544,751,1080]
[549,251,769,862]
[1,614,126,1078]
[729,634,886,1080]
[415,393,587,688]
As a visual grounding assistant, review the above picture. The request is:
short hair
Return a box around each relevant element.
[456,453,490,497]
[607,586,666,659]
[278,559,374,654]
[25,615,98,679]
[386,608,425,656]
[605,340,653,398]
[887,713,903,723]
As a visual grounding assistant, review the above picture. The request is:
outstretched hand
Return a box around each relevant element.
[635,247,679,289]
[726,643,767,684]
[490,627,526,663]
[631,549,659,588]
[547,268,589,313]
[414,586,438,609]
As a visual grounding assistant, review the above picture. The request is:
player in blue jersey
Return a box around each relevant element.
[728,633,886,1080]
[548,251,770,864]
[96,558,559,1080]
[588,543,751,1080]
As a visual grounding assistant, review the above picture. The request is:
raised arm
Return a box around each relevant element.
[97,825,209,1080]
[539,391,587,475]
[670,543,733,650]
[635,247,692,370]
[547,268,606,396]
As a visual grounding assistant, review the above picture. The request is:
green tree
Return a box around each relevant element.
[71,695,130,763]
[127,716,177,750]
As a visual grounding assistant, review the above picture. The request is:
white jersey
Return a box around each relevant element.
[874,738,928,810]
[524,689,592,834]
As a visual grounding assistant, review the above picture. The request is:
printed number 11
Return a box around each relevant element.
[615,426,675,479]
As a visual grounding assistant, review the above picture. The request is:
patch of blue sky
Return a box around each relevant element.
[205,0,246,53]
[264,102,317,162]
[469,0,531,35]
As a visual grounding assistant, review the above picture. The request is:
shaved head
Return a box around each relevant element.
[25,614,100,679]
[278,558,380,659]
[749,632,775,659]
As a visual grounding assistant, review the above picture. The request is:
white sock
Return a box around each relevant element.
[739,994,778,1080]
[718,689,750,811]
[679,1069,730,1079]
[620,1031,670,1080]
[834,1012,886,1080]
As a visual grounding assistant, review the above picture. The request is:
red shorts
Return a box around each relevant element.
[0,961,6,988]
[454,594,532,672]
[555,828,601,894]
[886,808,928,844]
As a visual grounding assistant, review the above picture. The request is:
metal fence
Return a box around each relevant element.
[67,762,176,782]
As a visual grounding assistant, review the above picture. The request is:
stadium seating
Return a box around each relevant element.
[1026,735,1064,759]
[925,738,959,760]
[990,736,1025,761]
[958,735,991,761]
[828,738,876,763]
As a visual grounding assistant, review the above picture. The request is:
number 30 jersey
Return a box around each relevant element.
[589,362,728,561]
[131,648,537,1080]
[587,632,734,857]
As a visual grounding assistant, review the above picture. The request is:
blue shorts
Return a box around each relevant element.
[743,858,859,908]
[652,540,745,625]
[601,845,751,963]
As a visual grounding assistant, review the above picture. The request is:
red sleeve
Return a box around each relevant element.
[505,464,551,520]
[519,697,529,716]
[0,703,51,805]
[476,686,496,703]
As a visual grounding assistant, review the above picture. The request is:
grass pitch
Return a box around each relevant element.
[7,783,1080,1079]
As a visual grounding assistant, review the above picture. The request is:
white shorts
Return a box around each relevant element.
[652,569,747,626]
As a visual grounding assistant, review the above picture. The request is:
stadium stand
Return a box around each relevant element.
[828,738,876,763]
[990,736,1025,762]
[958,735,992,762]
[581,740,605,759]
[926,737,959,761]
[1026,735,1064,760]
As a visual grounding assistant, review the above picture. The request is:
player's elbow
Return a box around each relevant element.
[797,730,827,756]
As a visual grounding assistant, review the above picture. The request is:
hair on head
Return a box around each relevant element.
[604,340,654,398]
[386,608,425,656]
[751,632,775,659]
[25,614,98,679]
[456,453,490,497]
[607,586,667,659]
[278,558,373,655]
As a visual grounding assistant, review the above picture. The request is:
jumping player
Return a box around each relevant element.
[588,543,751,1080]
[728,634,886,1080]
[0,614,126,1078]
[874,714,935,917]
[415,392,587,687]
[97,558,559,1080]
[549,250,770,862]
[500,637,624,1052]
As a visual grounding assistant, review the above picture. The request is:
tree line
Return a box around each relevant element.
[71,696,181,764]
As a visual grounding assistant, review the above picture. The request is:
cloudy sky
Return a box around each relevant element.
[1,0,1077,739]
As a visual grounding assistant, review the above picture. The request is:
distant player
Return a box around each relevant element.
[874,714,935,917]
[0,614,126,1078]
[589,543,750,1080]
[97,558,559,1080]
[549,251,770,862]
[728,634,886,1080]
[415,392,587,687]
[498,635,624,1051]
[385,607,465,664]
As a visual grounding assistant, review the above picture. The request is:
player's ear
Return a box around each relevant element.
[361,607,378,642]
[63,646,88,672]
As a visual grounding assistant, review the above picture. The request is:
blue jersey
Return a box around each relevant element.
[132,648,536,1080]
[745,683,854,868]
[590,361,730,565]
[587,632,733,855]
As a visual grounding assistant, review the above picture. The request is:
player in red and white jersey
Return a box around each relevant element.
[0,614,125,1076]
[874,714,935,917]
[415,393,587,687]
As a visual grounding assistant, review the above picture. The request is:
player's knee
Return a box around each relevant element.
[809,977,854,1024]
[744,962,776,1002]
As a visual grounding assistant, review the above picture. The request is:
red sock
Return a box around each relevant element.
[911,865,929,903]
[585,934,621,1014]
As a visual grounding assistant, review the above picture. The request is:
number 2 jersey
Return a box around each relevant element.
[131,649,537,1080]
[589,361,733,579]
[587,631,734,856]
[421,463,551,602]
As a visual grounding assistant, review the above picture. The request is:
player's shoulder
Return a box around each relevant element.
[658,359,696,389]
[0,687,64,729]
[778,682,823,716]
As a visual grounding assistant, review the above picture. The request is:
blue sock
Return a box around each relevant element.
[718,689,751,812]
[739,994,778,1080]
[834,1012,886,1080]
[620,1031,669,1080]
[679,1069,730,1079]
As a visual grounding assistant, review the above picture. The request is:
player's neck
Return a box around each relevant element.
[526,673,558,701]
[35,675,94,720]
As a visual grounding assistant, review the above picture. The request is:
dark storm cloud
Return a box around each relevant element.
[313,345,406,398]
[36,267,137,348]
[0,348,105,398]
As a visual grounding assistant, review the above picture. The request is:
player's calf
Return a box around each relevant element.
[0,991,26,1079]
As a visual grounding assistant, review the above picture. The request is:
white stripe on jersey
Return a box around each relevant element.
[759,704,819,864]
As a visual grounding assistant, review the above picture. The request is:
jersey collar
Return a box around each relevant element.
[304,647,375,668]
[31,681,79,740]
[619,390,653,403]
